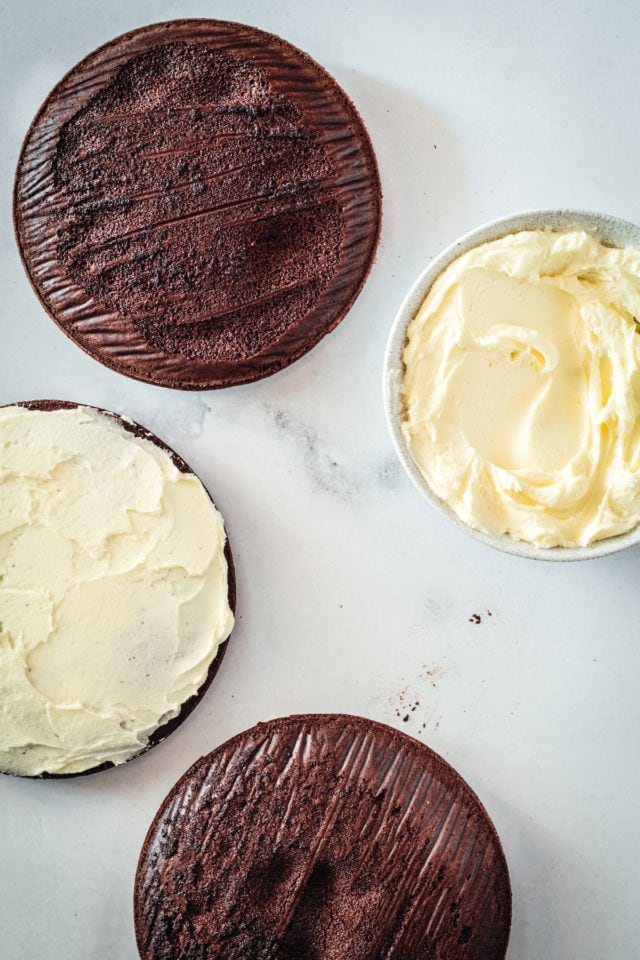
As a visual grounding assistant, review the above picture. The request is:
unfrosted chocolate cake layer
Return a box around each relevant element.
[135,715,511,959]
[15,21,381,388]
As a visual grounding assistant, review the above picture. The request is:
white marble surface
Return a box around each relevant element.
[1,1,640,957]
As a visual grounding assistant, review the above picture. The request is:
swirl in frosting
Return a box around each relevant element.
[402,230,640,547]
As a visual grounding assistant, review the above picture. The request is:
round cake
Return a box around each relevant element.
[0,401,235,777]
[135,714,511,959]
[14,20,381,389]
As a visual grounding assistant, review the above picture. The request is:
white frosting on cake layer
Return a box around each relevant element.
[0,405,234,775]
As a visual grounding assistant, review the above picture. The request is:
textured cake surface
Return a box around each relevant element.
[135,714,511,959]
[15,20,381,388]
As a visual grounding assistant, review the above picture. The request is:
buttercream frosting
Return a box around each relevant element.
[0,405,234,775]
[402,230,640,548]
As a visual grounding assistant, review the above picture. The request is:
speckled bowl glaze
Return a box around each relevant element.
[384,209,640,562]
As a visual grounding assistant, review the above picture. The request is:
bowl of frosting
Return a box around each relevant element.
[385,210,640,560]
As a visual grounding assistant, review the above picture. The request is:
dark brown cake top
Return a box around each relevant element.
[135,715,511,960]
[15,21,381,389]
[54,42,342,363]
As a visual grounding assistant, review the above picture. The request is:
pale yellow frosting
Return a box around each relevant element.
[402,230,640,548]
[0,405,234,775]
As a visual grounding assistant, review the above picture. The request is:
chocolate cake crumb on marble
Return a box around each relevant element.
[14,21,381,389]
[135,715,511,959]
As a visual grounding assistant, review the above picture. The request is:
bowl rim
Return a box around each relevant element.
[383,208,640,562]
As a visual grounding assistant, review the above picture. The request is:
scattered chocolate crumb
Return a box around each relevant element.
[469,613,482,624]
[388,667,447,734]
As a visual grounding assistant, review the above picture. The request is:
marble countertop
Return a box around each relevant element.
[1,1,639,957]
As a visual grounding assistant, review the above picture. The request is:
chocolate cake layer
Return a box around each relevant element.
[2,400,236,779]
[14,21,381,388]
[135,715,511,959]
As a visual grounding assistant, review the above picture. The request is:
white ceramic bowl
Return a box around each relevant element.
[384,209,640,561]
